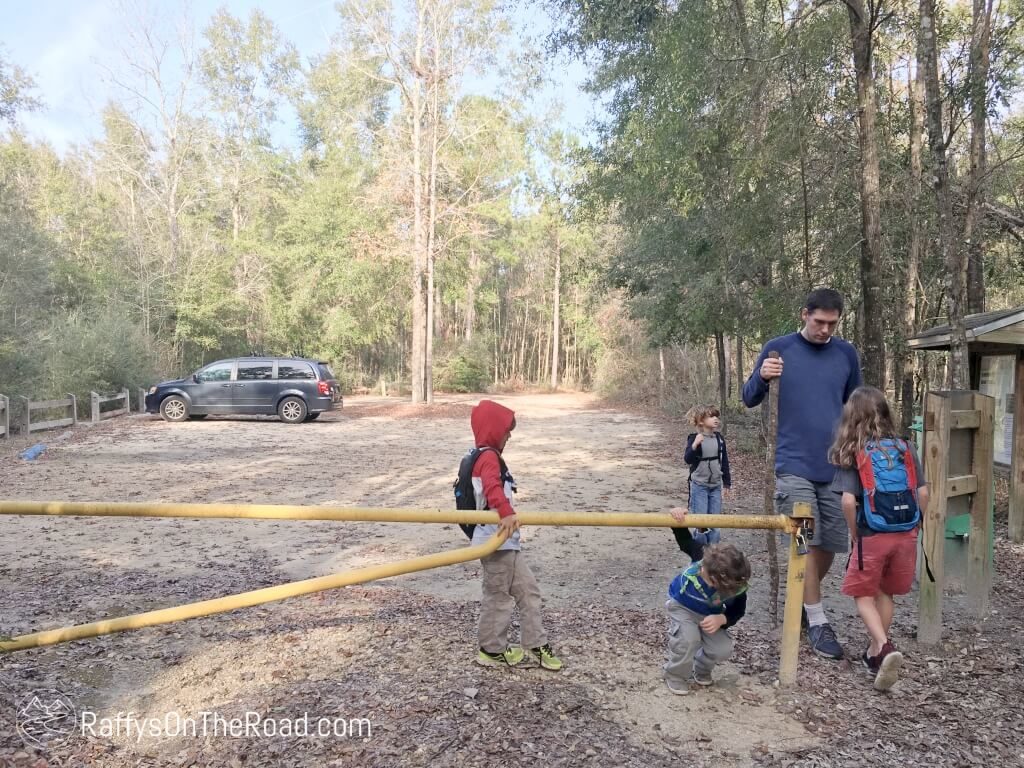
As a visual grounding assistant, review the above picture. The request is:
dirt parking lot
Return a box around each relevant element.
[0,393,1020,767]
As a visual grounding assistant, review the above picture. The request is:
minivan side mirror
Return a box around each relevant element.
[192,374,199,383]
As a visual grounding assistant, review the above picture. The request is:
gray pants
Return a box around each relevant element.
[664,599,734,684]
[774,473,849,554]
[479,550,547,653]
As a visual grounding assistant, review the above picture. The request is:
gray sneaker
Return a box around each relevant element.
[807,623,844,659]
[665,677,690,695]
[692,668,714,686]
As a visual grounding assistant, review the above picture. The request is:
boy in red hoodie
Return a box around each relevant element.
[460,400,562,670]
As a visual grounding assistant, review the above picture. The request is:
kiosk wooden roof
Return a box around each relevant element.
[907,306,1024,353]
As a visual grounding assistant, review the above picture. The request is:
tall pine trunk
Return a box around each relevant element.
[921,0,970,387]
[965,0,993,314]
[715,332,728,421]
[848,0,886,389]
[409,3,428,403]
[464,248,479,340]
[899,59,925,432]
[550,231,561,390]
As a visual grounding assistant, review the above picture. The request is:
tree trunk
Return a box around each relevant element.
[232,157,241,243]
[550,230,561,390]
[423,7,444,405]
[715,331,728,417]
[899,58,925,433]
[426,263,435,402]
[464,248,479,341]
[659,347,666,406]
[492,305,499,384]
[725,335,733,400]
[408,2,428,403]
[965,0,993,315]
[736,335,745,401]
[920,0,970,388]
[848,0,886,389]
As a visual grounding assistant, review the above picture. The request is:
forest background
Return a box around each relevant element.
[2,0,1023,426]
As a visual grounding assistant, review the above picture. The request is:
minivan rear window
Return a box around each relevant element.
[317,363,335,380]
[278,363,315,380]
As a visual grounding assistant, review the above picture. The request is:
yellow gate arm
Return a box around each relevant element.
[0,500,794,531]
[0,531,507,653]
[0,499,812,686]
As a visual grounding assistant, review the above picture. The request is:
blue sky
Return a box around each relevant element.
[2,0,595,154]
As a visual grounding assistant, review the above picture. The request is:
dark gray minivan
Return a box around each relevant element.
[145,357,342,423]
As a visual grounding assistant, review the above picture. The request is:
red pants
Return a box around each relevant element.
[841,530,918,598]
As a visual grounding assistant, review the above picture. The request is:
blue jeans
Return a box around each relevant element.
[689,481,722,514]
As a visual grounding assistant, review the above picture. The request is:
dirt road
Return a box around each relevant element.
[6,392,1018,767]
[0,393,819,767]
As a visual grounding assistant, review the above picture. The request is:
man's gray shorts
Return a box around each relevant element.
[774,473,848,554]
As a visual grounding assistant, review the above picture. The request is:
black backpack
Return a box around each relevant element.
[453,447,512,540]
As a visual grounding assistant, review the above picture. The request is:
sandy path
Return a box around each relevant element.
[0,393,814,767]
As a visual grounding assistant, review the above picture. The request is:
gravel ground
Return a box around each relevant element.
[0,393,1020,767]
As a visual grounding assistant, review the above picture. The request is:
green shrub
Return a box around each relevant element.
[434,341,491,393]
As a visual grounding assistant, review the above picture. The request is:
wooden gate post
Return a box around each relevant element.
[779,502,813,686]
[967,392,995,617]
[20,396,30,435]
[919,392,950,645]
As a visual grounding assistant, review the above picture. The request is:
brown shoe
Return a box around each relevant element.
[872,641,903,691]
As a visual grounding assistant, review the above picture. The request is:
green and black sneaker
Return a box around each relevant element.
[477,646,526,667]
[529,644,563,671]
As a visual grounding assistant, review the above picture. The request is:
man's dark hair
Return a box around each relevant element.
[804,288,844,316]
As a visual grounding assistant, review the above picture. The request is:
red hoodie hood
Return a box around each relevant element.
[471,400,515,451]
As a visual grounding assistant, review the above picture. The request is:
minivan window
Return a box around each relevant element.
[196,362,233,382]
[317,363,335,380]
[238,361,274,381]
[278,362,315,380]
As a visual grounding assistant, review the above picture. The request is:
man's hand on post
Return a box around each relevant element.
[760,356,783,381]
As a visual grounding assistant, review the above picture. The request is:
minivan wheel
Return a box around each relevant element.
[278,396,307,424]
[304,412,321,421]
[160,396,190,422]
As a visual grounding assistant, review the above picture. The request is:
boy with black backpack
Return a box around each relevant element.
[829,386,930,691]
[453,399,562,671]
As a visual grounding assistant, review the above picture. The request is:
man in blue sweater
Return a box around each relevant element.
[742,288,862,660]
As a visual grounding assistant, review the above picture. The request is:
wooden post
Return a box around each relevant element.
[20,396,30,435]
[0,394,8,439]
[122,388,130,415]
[1011,351,1024,543]
[967,392,994,616]
[91,392,100,423]
[779,502,813,686]
[919,392,950,645]
[138,388,147,413]
[763,350,782,624]
[69,394,77,426]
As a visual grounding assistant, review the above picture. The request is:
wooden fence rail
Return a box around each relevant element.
[91,389,131,423]
[20,394,77,435]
